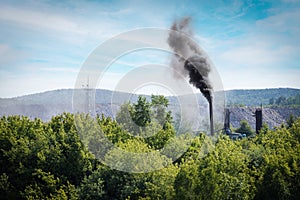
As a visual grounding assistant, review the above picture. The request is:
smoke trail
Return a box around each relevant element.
[184,56,212,104]
[167,17,214,135]
[167,17,213,102]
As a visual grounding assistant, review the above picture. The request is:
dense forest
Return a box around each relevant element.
[1,96,300,199]
[269,94,300,107]
[226,88,300,106]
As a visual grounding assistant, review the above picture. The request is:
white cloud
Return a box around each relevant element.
[0,3,132,46]
[206,6,300,89]
[0,44,27,67]
[219,42,293,68]
[221,67,300,90]
[212,33,298,89]
[256,9,300,37]
[210,0,248,21]
[39,67,79,73]
[0,6,86,35]
[1,0,300,98]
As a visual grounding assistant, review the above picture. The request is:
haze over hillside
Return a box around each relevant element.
[1,88,300,129]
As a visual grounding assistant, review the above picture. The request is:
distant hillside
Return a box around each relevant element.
[1,88,300,129]
[226,88,300,106]
[2,88,300,106]
[0,89,138,121]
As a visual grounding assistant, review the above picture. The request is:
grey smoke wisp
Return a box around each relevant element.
[167,17,214,134]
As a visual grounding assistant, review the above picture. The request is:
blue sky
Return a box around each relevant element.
[0,0,300,97]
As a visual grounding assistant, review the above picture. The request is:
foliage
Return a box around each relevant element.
[116,95,175,150]
[175,137,256,200]
[287,113,296,128]
[0,114,92,199]
[1,99,300,199]
[269,94,300,107]
[132,96,152,128]
[236,120,255,136]
[78,169,105,200]
[252,125,300,199]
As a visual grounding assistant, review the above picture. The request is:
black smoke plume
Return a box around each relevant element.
[184,56,212,104]
[167,17,214,135]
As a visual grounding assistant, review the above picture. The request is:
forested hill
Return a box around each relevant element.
[225,88,300,106]
[2,88,300,106]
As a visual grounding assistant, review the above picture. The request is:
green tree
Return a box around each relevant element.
[141,164,179,200]
[104,139,171,173]
[0,173,12,199]
[2,111,300,200]
[175,136,255,200]
[236,120,254,136]
[116,102,134,133]
[276,96,287,105]
[132,96,151,127]
[115,95,175,149]
[150,95,170,126]
[286,113,296,128]
[78,170,105,200]
[98,114,133,144]
[269,97,274,105]
[0,116,49,198]
[253,124,300,199]
[47,113,94,186]
[22,169,78,200]
[0,114,94,199]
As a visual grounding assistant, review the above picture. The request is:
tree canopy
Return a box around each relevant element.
[1,96,300,199]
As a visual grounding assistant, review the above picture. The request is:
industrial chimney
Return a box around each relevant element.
[252,105,263,134]
[253,108,263,134]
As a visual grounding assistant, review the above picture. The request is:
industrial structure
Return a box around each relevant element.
[224,108,246,139]
[253,107,263,134]
[223,106,263,139]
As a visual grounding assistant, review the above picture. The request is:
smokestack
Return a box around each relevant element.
[167,17,214,135]
[209,100,214,135]
[224,108,230,131]
[254,108,262,134]
[184,57,214,135]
